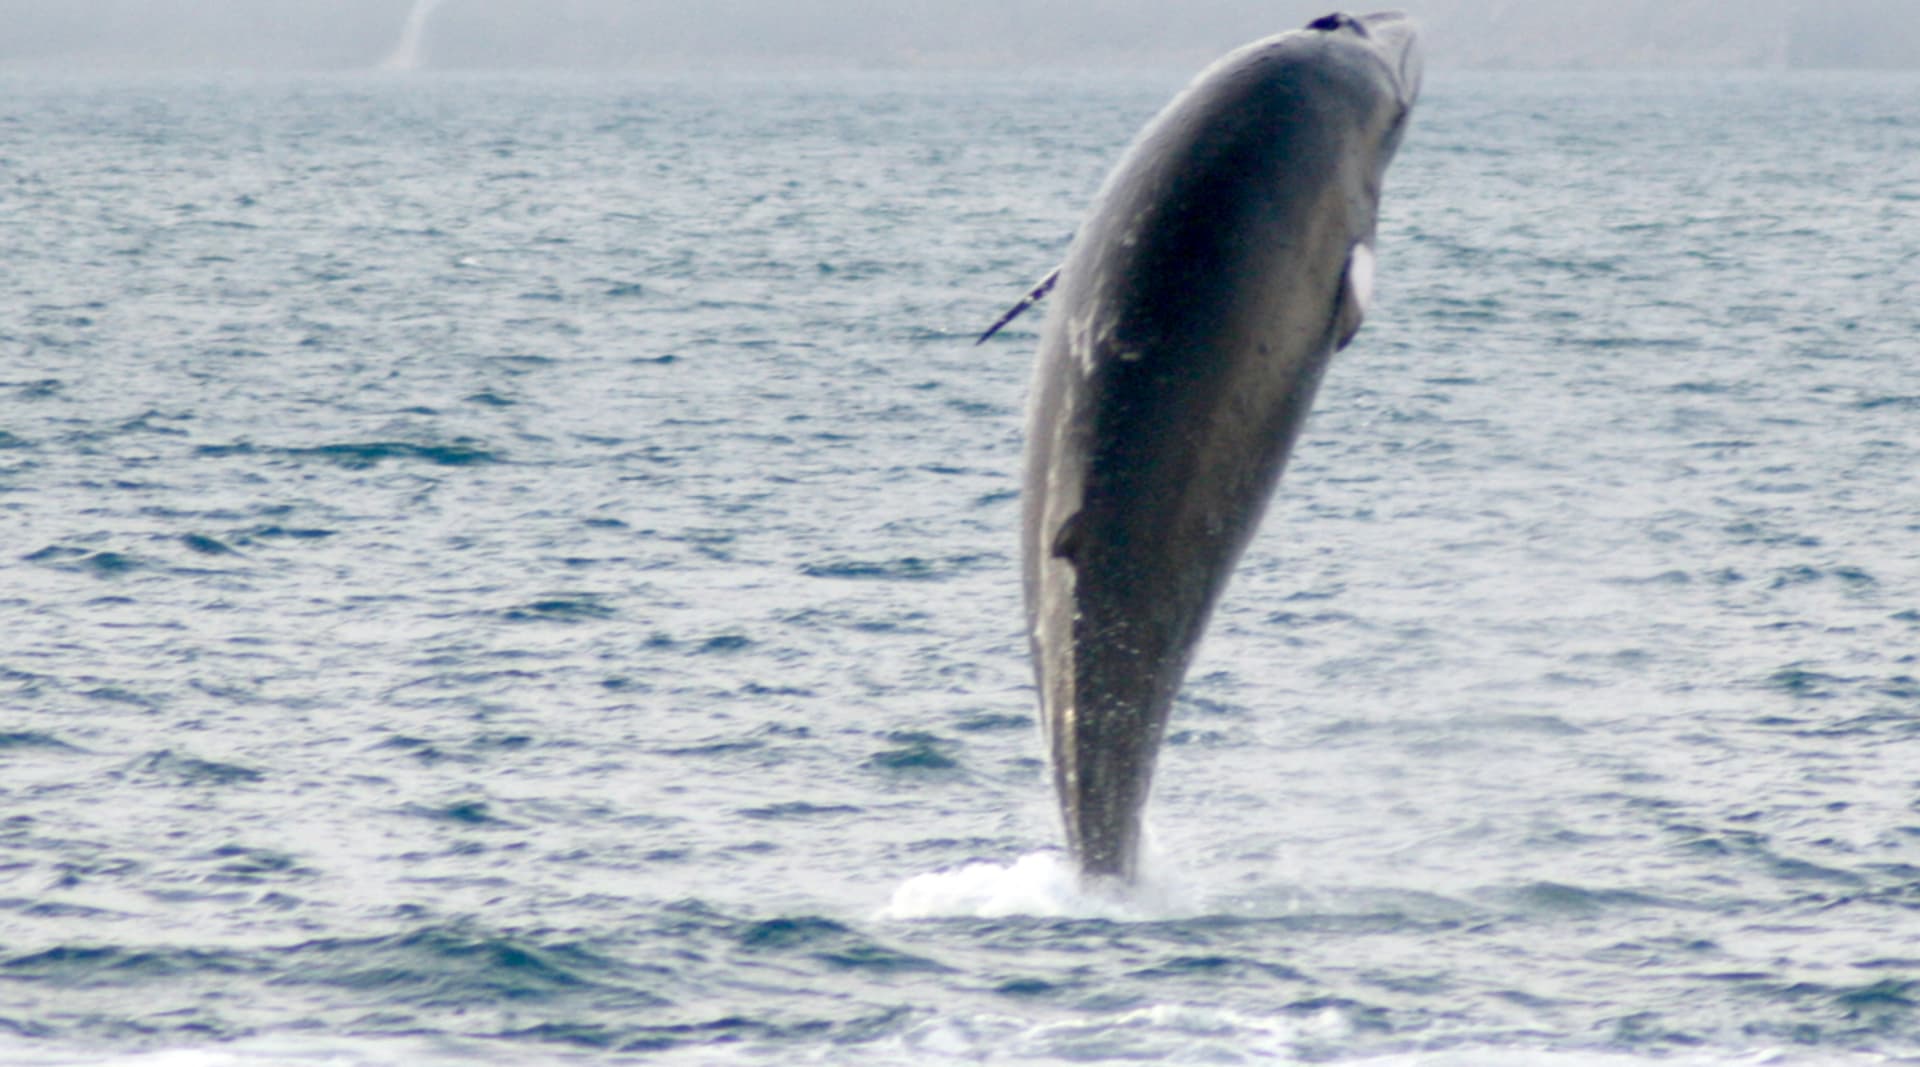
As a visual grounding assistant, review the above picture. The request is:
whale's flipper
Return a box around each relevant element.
[1334,242,1376,351]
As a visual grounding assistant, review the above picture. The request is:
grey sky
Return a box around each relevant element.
[1,0,1916,72]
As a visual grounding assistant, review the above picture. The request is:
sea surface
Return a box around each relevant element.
[3,62,1919,1066]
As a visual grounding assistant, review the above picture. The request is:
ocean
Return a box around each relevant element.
[3,63,1919,1066]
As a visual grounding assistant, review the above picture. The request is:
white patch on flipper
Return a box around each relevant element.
[1346,240,1375,321]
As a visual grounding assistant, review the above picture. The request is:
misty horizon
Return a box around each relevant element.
[3,0,1920,74]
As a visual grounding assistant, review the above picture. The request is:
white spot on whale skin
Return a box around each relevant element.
[1346,241,1375,319]
[1067,303,1113,378]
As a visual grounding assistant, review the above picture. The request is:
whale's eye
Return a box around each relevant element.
[1306,13,1367,36]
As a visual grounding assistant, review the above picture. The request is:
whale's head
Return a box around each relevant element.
[1288,11,1423,186]
[1305,11,1424,109]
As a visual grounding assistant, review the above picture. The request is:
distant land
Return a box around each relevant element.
[1423,0,1920,71]
[1,0,1917,72]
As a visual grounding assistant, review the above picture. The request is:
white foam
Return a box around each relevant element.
[0,1036,496,1067]
[878,851,1196,921]
[0,1025,1889,1067]
[886,1001,1325,1062]
[1341,1051,1848,1067]
[883,1006,1874,1067]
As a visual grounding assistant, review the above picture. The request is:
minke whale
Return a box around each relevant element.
[1011,12,1423,882]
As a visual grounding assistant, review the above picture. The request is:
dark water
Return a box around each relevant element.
[3,66,1919,1065]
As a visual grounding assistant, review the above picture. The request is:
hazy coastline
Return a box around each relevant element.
[3,0,1918,73]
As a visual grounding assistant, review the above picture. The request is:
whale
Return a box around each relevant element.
[1015,12,1423,882]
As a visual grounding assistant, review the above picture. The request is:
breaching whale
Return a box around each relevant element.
[1014,12,1423,881]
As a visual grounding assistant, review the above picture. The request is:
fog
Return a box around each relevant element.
[2,0,1917,72]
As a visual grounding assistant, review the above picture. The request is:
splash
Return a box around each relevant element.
[380,0,452,72]
[878,851,1195,921]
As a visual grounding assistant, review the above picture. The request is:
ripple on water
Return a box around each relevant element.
[126,750,266,787]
